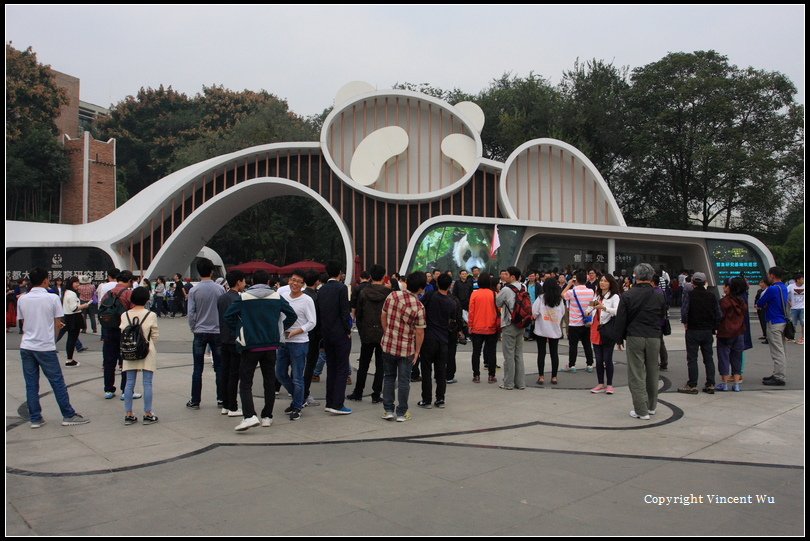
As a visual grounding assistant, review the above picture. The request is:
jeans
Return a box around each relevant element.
[102,327,127,393]
[239,349,276,419]
[153,297,165,317]
[536,336,559,377]
[790,308,805,329]
[220,343,241,411]
[567,325,593,367]
[20,349,77,422]
[593,342,615,385]
[471,333,497,377]
[323,334,351,410]
[353,342,383,399]
[191,333,223,404]
[766,322,787,381]
[276,341,308,410]
[501,324,525,388]
[82,303,98,333]
[124,370,153,413]
[420,336,448,402]
[717,335,744,376]
[685,329,716,387]
[313,349,327,377]
[626,336,661,417]
[383,352,413,416]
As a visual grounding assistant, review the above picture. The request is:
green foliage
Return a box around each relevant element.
[770,223,804,274]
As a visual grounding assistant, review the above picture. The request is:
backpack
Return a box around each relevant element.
[98,290,127,329]
[120,311,153,361]
[505,284,533,329]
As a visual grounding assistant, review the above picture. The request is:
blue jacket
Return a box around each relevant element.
[224,285,297,351]
[756,282,789,325]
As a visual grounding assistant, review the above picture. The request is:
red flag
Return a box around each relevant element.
[490,225,501,257]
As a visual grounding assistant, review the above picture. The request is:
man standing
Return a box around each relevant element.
[495,267,527,390]
[562,271,595,373]
[679,272,720,394]
[77,275,97,334]
[614,263,667,420]
[348,264,390,404]
[787,273,804,345]
[418,273,456,408]
[585,269,599,293]
[217,270,246,417]
[100,270,135,399]
[186,258,225,410]
[524,271,541,341]
[301,271,322,407]
[452,269,473,342]
[471,266,481,290]
[757,267,790,386]
[18,267,90,428]
[276,269,317,421]
[380,271,426,422]
[317,261,353,415]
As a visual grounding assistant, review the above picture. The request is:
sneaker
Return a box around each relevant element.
[324,407,337,413]
[261,416,273,427]
[77,346,89,352]
[517,386,526,390]
[227,409,243,417]
[586,366,593,373]
[446,378,458,384]
[417,401,432,409]
[121,392,143,401]
[590,385,606,394]
[186,400,200,409]
[605,386,615,395]
[396,411,412,422]
[235,416,260,431]
[434,400,445,408]
[332,406,352,415]
[346,393,363,401]
[65,359,80,367]
[762,375,776,382]
[30,419,46,429]
[677,385,698,395]
[488,376,498,384]
[275,391,280,396]
[648,409,656,415]
[284,405,295,414]
[732,383,742,392]
[702,385,715,395]
[217,400,224,407]
[472,376,481,383]
[104,391,115,399]
[371,395,383,404]
[762,378,786,386]
[381,411,395,421]
[715,382,727,392]
[498,384,514,390]
[221,408,229,415]
[142,414,158,425]
[289,410,301,421]
[62,414,90,426]
[124,415,138,426]
[311,375,320,382]
[659,364,668,371]
[305,396,320,407]
[629,410,650,420]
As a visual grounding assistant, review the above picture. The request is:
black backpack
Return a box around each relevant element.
[120,311,153,361]
[98,290,127,329]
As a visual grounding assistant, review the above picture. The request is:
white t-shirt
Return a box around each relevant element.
[279,290,317,344]
[18,287,64,351]
[788,283,805,310]
[532,296,565,339]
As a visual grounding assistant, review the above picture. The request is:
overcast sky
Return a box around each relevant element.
[5,5,805,116]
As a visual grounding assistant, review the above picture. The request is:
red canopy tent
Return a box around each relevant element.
[227,260,282,274]
[276,260,327,275]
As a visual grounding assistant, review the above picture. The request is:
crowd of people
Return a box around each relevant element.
[10,258,803,429]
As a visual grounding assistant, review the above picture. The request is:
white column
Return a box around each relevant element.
[607,238,616,275]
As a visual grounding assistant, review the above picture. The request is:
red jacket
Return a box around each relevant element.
[468,288,499,335]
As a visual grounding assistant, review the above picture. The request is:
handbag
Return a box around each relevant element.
[781,287,796,340]
[663,318,672,336]
[572,289,593,326]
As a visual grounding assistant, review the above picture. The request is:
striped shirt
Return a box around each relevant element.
[564,286,595,327]
[380,290,426,358]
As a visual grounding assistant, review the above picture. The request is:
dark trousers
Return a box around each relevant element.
[568,325,593,367]
[324,334,351,410]
[420,336,448,402]
[303,333,321,399]
[757,310,768,338]
[446,331,458,380]
[659,339,669,366]
[593,342,615,385]
[220,343,241,411]
[191,333,223,404]
[102,327,126,393]
[239,349,276,419]
[536,336,560,377]
[353,342,383,399]
[471,333,497,377]
[82,304,97,333]
[63,313,83,359]
[686,329,716,387]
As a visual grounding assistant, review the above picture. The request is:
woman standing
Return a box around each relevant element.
[60,276,89,367]
[153,276,167,317]
[716,278,748,392]
[468,273,499,383]
[141,278,153,310]
[532,280,565,385]
[120,287,160,425]
[590,275,621,394]
[6,282,18,332]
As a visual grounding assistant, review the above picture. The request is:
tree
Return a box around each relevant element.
[5,43,69,222]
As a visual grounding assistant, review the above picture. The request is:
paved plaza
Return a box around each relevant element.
[5,314,804,535]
